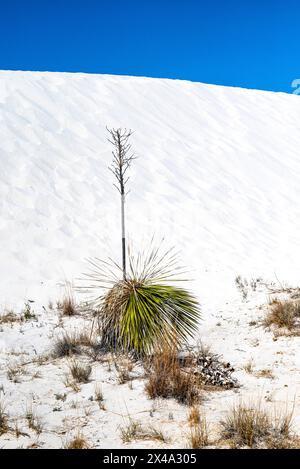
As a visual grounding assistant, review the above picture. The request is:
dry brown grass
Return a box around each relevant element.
[255,369,274,379]
[115,358,134,384]
[264,299,300,330]
[65,432,89,449]
[52,332,81,358]
[68,360,92,383]
[220,403,294,448]
[120,419,168,443]
[145,345,201,405]
[25,404,43,434]
[188,405,201,425]
[0,400,8,435]
[94,384,106,410]
[187,414,209,448]
[0,310,21,324]
[61,296,77,316]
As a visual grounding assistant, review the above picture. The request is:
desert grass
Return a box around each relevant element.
[187,414,209,448]
[264,299,300,330]
[0,400,8,435]
[68,360,92,383]
[115,357,134,384]
[188,405,201,425]
[220,402,294,448]
[65,432,89,449]
[25,404,43,434]
[120,419,168,443]
[0,310,21,325]
[7,362,28,383]
[145,345,201,405]
[94,384,106,410]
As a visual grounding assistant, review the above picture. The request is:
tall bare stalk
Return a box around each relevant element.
[107,128,135,280]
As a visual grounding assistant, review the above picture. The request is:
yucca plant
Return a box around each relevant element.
[81,245,201,356]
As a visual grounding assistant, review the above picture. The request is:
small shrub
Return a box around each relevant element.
[264,300,299,329]
[68,360,92,383]
[22,301,36,321]
[145,345,201,405]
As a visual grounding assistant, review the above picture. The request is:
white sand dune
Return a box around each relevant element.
[1,70,299,309]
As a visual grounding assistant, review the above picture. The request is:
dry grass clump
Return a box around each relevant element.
[115,357,134,384]
[264,299,300,330]
[0,401,8,435]
[220,403,294,448]
[65,432,89,449]
[188,405,201,425]
[120,419,168,443]
[255,368,274,379]
[94,384,106,410]
[145,345,201,405]
[59,295,77,316]
[7,362,28,383]
[0,310,21,324]
[53,332,80,358]
[187,414,209,448]
[25,404,43,434]
[68,360,92,383]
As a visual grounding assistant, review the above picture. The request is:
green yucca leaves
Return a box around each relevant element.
[119,283,200,354]
[80,244,201,356]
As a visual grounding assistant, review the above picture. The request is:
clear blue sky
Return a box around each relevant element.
[0,0,299,93]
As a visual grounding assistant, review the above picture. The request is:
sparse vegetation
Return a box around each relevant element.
[220,403,294,448]
[52,332,81,358]
[22,301,37,321]
[25,404,43,434]
[235,275,263,300]
[94,384,105,409]
[264,299,300,330]
[68,360,92,383]
[115,358,134,384]
[57,288,77,316]
[187,414,209,448]
[243,359,255,374]
[0,400,8,435]
[0,310,20,324]
[7,362,28,383]
[145,345,201,405]
[120,419,168,443]
[65,432,89,449]
[188,405,201,425]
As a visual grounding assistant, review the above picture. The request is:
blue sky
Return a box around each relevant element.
[0,0,299,93]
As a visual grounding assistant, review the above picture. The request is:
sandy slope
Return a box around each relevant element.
[1,71,300,448]
[0,70,300,310]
